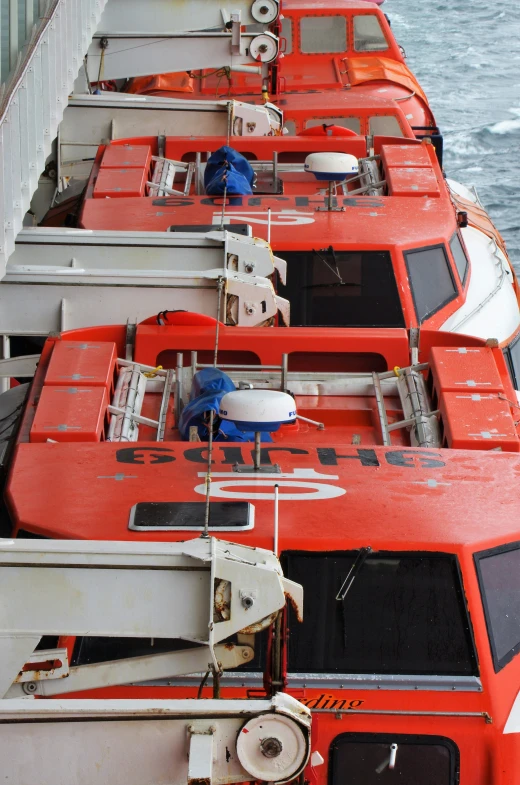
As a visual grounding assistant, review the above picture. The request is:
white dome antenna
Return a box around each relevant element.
[219,389,296,472]
[305,152,359,212]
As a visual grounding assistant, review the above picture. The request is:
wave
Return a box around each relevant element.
[488,118,520,135]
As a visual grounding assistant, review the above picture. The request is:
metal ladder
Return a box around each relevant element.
[107,359,175,442]
[372,363,441,448]
[147,155,195,198]
[0,0,109,274]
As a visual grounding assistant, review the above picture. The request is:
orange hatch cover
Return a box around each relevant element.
[347,56,430,106]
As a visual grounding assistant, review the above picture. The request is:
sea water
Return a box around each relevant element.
[389,0,520,262]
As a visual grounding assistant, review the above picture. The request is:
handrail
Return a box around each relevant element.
[0,0,108,274]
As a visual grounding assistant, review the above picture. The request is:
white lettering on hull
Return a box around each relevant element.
[194,469,346,500]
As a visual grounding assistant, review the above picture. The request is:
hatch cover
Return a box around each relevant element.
[168,224,252,236]
[129,501,254,531]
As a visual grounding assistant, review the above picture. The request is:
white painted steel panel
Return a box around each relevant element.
[441,226,520,343]
[0,0,109,272]
[97,0,278,33]
[0,695,310,785]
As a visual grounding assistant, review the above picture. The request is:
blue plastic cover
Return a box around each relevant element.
[190,367,235,400]
[204,146,254,196]
[179,368,272,443]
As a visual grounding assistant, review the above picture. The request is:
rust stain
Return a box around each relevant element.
[214,578,231,622]
[285,591,303,623]
[240,610,278,635]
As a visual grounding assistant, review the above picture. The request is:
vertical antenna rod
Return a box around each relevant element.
[202,277,225,537]
[273,483,279,556]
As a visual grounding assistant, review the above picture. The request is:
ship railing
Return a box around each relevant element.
[0,0,109,276]
[184,352,441,447]
[184,350,402,399]
[247,154,386,197]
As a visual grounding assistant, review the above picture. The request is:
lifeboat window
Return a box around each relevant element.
[404,244,457,323]
[504,333,520,390]
[299,16,347,54]
[353,14,389,52]
[283,120,296,136]
[277,249,404,328]
[156,349,261,368]
[330,733,459,785]
[281,17,292,55]
[305,117,361,134]
[450,232,469,287]
[475,542,520,671]
[369,115,404,138]
[282,551,478,675]
[288,351,387,373]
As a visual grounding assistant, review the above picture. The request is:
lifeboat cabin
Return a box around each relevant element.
[59,131,520,352]
[4,321,520,785]
[122,0,441,149]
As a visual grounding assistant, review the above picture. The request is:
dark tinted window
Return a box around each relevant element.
[404,244,457,322]
[331,733,459,785]
[475,543,520,671]
[283,551,478,675]
[504,333,520,389]
[277,250,404,327]
[450,233,469,286]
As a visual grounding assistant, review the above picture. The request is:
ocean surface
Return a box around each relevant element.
[389,0,520,264]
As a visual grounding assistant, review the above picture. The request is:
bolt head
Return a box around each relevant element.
[260,737,283,758]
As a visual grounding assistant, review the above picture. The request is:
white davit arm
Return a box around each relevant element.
[0,694,311,785]
[0,536,303,698]
[0,536,309,785]
[85,0,280,82]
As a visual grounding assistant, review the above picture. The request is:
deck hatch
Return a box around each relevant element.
[330,733,459,785]
[128,501,254,531]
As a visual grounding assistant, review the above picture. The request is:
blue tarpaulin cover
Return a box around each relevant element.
[204,146,255,196]
[179,368,272,442]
